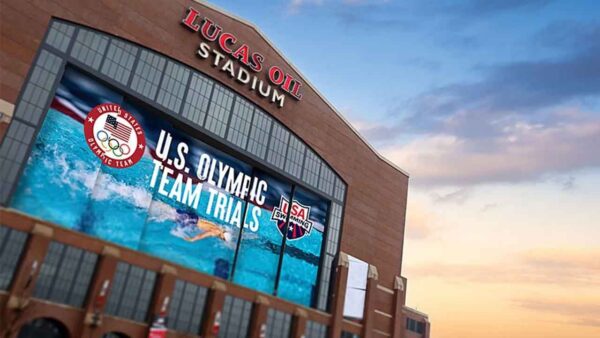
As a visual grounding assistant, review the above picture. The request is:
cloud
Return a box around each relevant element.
[453,0,553,15]
[353,21,600,186]
[380,114,600,186]
[287,0,324,14]
[431,187,471,204]
[406,247,600,286]
[480,203,498,212]
[513,298,600,328]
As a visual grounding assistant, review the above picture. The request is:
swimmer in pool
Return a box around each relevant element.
[184,219,232,243]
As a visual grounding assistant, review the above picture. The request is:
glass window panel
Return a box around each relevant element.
[182,73,214,126]
[105,262,156,322]
[226,97,254,149]
[13,49,62,124]
[333,176,346,201]
[101,39,138,85]
[284,135,305,179]
[131,50,166,100]
[45,21,75,53]
[277,187,329,307]
[71,29,109,70]
[168,279,207,334]
[205,84,234,137]
[232,169,292,294]
[219,296,252,338]
[245,109,272,159]
[156,61,190,113]
[0,121,35,203]
[266,309,292,338]
[33,242,98,308]
[305,321,327,338]
[318,165,335,196]
[267,123,289,170]
[302,149,321,188]
[0,226,28,290]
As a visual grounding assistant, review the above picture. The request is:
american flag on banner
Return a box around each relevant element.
[104,115,132,142]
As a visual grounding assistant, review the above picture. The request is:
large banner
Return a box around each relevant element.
[10,66,329,307]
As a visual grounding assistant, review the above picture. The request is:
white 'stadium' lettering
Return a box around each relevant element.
[181,6,303,107]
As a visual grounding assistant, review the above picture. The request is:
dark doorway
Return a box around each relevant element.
[102,333,129,338]
[17,318,69,338]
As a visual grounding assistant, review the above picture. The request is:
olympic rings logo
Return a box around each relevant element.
[96,130,131,158]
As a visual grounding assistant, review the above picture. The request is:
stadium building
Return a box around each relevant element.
[0,0,429,337]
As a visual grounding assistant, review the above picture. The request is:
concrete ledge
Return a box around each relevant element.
[7,295,29,310]
[368,265,379,280]
[295,307,308,318]
[255,295,270,305]
[338,252,349,268]
[32,223,54,238]
[102,246,121,257]
[394,276,405,291]
[211,280,227,291]
[160,264,178,275]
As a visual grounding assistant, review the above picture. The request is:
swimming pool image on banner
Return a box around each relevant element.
[10,66,330,306]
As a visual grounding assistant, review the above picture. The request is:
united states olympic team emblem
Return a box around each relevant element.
[271,197,313,240]
[84,103,146,168]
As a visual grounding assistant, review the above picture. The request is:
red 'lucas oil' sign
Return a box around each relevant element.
[181,6,304,108]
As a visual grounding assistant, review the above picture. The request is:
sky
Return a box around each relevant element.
[207,1,600,337]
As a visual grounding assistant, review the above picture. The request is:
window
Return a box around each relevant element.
[305,321,327,338]
[0,226,28,290]
[0,121,36,203]
[205,84,234,137]
[167,279,208,334]
[284,134,306,179]
[218,296,252,338]
[245,109,272,159]
[266,123,290,170]
[13,49,62,125]
[265,309,292,338]
[45,21,75,53]
[318,165,335,196]
[302,149,321,188]
[105,262,156,322]
[182,73,214,126]
[71,28,109,70]
[156,61,190,113]
[130,50,166,100]
[33,242,98,308]
[226,97,254,149]
[277,187,329,307]
[406,318,425,333]
[101,39,138,85]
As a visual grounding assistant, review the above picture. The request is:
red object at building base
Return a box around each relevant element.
[148,317,167,338]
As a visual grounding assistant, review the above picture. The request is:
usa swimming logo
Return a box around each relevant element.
[271,197,313,240]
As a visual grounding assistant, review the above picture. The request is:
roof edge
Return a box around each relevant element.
[192,0,410,178]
